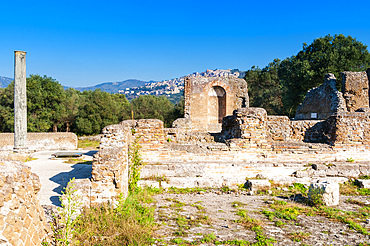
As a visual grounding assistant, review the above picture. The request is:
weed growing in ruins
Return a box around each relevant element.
[262,200,308,222]
[191,202,205,210]
[234,209,275,245]
[128,137,144,193]
[308,186,324,206]
[347,157,355,162]
[168,187,207,194]
[263,198,370,236]
[291,183,308,194]
[54,178,81,246]
[201,232,217,243]
[288,231,310,242]
[72,187,157,245]
[340,180,370,196]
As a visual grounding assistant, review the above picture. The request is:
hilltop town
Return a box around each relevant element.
[121,69,245,102]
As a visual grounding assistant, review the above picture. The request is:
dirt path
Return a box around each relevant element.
[152,189,370,245]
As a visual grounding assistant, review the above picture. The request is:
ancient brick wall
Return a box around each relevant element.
[329,112,370,147]
[341,71,369,112]
[0,160,50,245]
[0,132,77,151]
[121,119,165,151]
[184,76,248,132]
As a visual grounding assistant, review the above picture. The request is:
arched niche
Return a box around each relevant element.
[208,86,226,123]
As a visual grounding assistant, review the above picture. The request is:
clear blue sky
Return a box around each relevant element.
[1,0,370,87]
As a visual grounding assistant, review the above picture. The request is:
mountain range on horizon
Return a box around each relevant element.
[0,76,13,88]
[0,69,244,94]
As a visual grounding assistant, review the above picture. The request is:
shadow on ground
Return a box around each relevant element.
[49,163,92,206]
[83,150,99,157]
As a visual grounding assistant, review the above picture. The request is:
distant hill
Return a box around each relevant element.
[0,76,13,88]
[72,79,150,93]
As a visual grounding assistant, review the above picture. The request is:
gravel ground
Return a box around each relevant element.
[152,190,370,245]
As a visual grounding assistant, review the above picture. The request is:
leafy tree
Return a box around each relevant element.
[245,59,283,115]
[0,82,14,132]
[279,34,370,116]
[27,75,67,132]
[74,89,129,135]
[130,95,174,127]
[168,97,184,126]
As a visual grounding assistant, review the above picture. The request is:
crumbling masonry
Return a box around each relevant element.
[71,71,370,207]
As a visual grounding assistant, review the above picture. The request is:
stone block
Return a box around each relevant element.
[355,179,370,189]
[245,179,271,191]
[309,182,339,206]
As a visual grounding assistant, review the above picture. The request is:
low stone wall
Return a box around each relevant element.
[329,112,370,147]
[290,120,329,143]
[0,160,50,245]
[266,116,290,141]
[266,116,329,143]
[0,132,77,151]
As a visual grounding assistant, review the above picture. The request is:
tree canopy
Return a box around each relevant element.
[0,75,184,135]
[245,34,370,117]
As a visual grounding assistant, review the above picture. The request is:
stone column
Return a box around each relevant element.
[14,51,27,152]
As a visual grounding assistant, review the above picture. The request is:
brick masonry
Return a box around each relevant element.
[184,76,248,132]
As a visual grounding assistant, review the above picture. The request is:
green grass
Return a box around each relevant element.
[77,138,100,149]
[167,187,207,194]
[71,187,158,245]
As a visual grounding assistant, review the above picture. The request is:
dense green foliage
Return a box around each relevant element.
[246,34,370,117]
[245,59,283,115]
[0,75,184,135]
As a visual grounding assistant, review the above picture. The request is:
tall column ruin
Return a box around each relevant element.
[14,51,27,152]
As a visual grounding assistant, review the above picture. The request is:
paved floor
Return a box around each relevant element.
[25,150,97,206]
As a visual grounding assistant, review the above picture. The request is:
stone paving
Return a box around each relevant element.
[25,150,95,206]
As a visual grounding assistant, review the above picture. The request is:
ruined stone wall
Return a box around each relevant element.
[0,132,77,151]
[0,160,50,245]
[266,116,329,143]
[184,76,248,132]
[329,112,370,147]
[74,124,132,207]
[74,119,166,207]
[295,73,347,120]
[221,108,269,149]
[290,120,329,143]
[341,71,369,112]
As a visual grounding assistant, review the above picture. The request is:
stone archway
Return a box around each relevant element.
[208,86,226,123]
